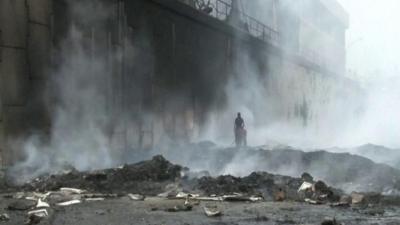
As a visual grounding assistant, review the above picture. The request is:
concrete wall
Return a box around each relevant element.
[0,0,361,165]
[120,0,360,146]
[0,0,52,166]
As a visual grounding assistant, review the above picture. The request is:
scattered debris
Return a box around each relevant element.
[82,193,118,199]
[36,199,50,208]
[23,156,182,196]
[95,210,106,215]
[13,192,25,199]
[222,194,263,202]
[203,206,222,217]
[85,198,105,202]
[0,214,10,221]
[193,196,223,201]
[28,209,48,218]
[305,198,323,205]
[330,202,350,208]
[165,204,192,212]
[57,199,81,206]
[60,187,86,194]
[26,209,48,225]
[351,192,382,205]
[128,194,145,201]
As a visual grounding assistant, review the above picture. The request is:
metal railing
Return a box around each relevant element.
[177,0,279,45]
[177,0,330,70]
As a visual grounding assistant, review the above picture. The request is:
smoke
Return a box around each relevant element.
[335,0,400,149]
[8,0,125,182]
[7,0,400,186]
[198,0,363,150]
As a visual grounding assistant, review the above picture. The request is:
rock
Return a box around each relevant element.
[339,195,352,205]
[351,192,364,204]
[0,213,10,221]
[351,192,382,205]
[313,181,329,193]
[330,195,351,207]
[26,214,43,225]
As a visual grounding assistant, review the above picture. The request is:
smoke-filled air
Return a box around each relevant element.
[2,1,400,224]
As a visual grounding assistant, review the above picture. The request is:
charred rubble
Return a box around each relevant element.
[0,154,399,225]
[0,155,389,208]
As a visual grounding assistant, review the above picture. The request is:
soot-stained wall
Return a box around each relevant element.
[0,0,361,166]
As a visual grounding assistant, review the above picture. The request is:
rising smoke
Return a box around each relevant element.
[9,0,124,182]
[8,0,400,185]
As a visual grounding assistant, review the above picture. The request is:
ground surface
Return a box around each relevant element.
[1,196,399,225]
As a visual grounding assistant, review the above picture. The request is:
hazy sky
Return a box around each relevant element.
[338,0,400,82]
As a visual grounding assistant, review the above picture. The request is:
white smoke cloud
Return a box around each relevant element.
[9,0,124,182]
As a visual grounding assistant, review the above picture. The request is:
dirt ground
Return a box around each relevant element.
[0,195,399,225]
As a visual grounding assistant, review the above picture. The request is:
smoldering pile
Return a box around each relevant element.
[2,155,346,205]
[19,155,182,196]
[1,154,398,225]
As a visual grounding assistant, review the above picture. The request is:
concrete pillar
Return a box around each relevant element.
[0,0,29,166]
[0,0,52,166]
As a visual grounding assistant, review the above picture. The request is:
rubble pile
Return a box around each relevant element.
[194,172,302,200]
[21,155,182,195]
[0,154,399,224]
[160,144,400,193]
[6,155,382,208]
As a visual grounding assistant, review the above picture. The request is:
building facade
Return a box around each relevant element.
[0,0,361,166]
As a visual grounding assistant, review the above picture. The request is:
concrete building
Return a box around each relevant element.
[0,0,361,166]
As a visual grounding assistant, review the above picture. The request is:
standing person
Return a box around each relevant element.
[234,112,246,147]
